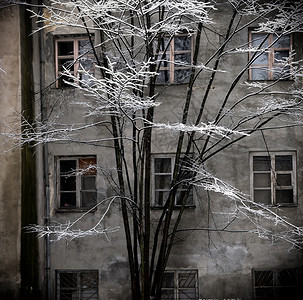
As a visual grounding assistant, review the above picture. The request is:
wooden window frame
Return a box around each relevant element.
[249,31,292,80]
[157,33,193,84]
[152,154,194,208]
[56,270,99,300]
[250,151,297,206]
[55,36,95,88]
[56,156,97,211]
[161,269,199,300]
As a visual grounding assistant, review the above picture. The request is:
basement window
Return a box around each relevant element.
[56,270,99,300]
[152,155,193,207]
[156,33,193,84]
[251,152,296,206]
[253,268,303,300]
[161,269,198,299]
[249,31,292,80]
[57,156,97,210]
[55,36,95,88]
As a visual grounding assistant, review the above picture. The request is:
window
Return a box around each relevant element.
[253,268,303,300]
[161,270,198,299]
[56,270,99,300]
[156,33,193,84]
[153,155,193,207]
[57,156,97,209]
[249,31,292,80]
[55,37,95,88]
[251,152,296,206]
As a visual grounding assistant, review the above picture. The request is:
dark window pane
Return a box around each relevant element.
[159,37,170,52]
[161,290,175,299]
[174,36,191,50]
[81,176,96,190]
[277,269,296,286]
[273,34,290,48]
[276,287,297,300]
[251,33,269,47]
[178,289,197,300]
[274,50,289,62]
[157,69,170,83]
[254,173,271,188]
[276,174,291,186]
[255,270,274,286]
[155,191,170,206]
[254,190,271,204]
[174,69,191,83]
[60,272,78,288]
[162,272,175,288]
[275,155,292,171]
[155,158,171,173]
[155,175,171,189]
[60,176,76,191]
[251,68,269,80]
[60,192,77,208]
[58,59,75,72]
[255,288,274,300]
[178,272,196,288]
[276,189,293,204]
[58,41,74,56]
[253,156,271,171]
[175,53,191,66]
[81,191,97,207]
[80,271,98,288]
[60,160,76,174]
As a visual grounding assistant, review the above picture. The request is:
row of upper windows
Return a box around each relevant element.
[56,268,303,300]
[56,151,297,211]
[54,31,293,87]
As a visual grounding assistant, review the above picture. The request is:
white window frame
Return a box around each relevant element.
[161,269,199,300]
[250,151,297,206]
[56,156,97,210]
[156,33,193,84]
[56,270,99,300]
[152,154,194,207]
[55,36,95,88]
[249,30,292,80]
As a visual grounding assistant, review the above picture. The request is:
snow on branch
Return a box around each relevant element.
[153,122,249,139]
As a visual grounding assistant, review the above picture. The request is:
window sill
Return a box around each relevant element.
[56,207,97,213]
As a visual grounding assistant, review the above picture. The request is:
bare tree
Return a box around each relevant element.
[5,0,303,299]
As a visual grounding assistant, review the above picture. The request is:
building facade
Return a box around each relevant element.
[1,1,303,299]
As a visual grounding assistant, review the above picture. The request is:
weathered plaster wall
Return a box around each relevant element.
[0,5,22,299]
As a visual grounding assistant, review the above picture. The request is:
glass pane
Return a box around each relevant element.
[251,33,268,47]
[250,68,269,80]
[161,290,175,299]
[254,190,271,204]
[157,69,170,83]
[253,52,269,64]
[58,74,74,88]
[276,189,293,204]
[273,66,290,80]
[155,191,170,206]
[81,191,97,207]
[79,157,97,175]
[60,192,77,208]
[275,155,292,171]
[58,59,74,71]
[254,173,271,188]
[273,34,290,48]
[79,40,93,55]
[178,289,197,299]
[79,57,94,70]
[175,190,188,206]
[58,41,74,56]
[255,288,274,300]
[175,53,191,66]
[276,174,291,186]
[276,287,297,300]
[178,272,196,288]
[81,176,96,190]
[253,156,271,171]
[174,36,191,50]
[163,272,175,288]
[60,176,76,191]
[155,175,171,189]
[60,272,78,288]
[159,37,170,52]
[174,69,191,83]
[80,73,94,88]
[155,158,171,173]
[274,50,289,62]
[81,271,98,288]
[60,160,76,174]
[277,269,296,286]
[255,270,274,286]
